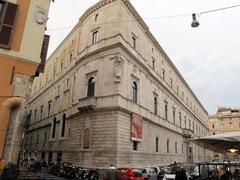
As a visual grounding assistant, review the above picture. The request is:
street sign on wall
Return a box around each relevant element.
[131,113,143,141]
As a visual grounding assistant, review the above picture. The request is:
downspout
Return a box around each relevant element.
[0,97,21,159]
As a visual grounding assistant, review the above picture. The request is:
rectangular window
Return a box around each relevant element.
[69,53,73,63]
[30,135,33,145]
[133,141,138,151]
[162,69,165,81]
[172,108,175,124]
[165,102,168,120]
[92,31,98,44]
[179,112,182,127]
[48,101,51,117]
[40,106,43,120]
[170,78,173,88]
[0,2,18,49]
[156,137,159,152]
[132,36,136,49]
[44,132,47,142]
[60,62,63,71]
[152,58,155,70]
[34,109,37,121]
[36,134,39,144]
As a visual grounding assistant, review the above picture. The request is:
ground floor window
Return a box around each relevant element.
[133,141,138,151]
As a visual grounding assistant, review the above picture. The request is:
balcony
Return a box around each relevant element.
[78,97,97,112]
[182,128,194,138]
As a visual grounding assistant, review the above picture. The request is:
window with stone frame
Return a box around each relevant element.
[154,96,158,114]
[172,107,176,124]
[83,128,91,149]
[92,30,98,44]
[132,35,136,49]
[132,81,138,103]
[165,102,168,120]
[87,77,95,97]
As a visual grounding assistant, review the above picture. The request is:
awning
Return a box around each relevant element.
[192,131,240,153]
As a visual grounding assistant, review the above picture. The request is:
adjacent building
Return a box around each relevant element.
[0,0,51,164]
[24,0,212,167]
[208,107,240,135]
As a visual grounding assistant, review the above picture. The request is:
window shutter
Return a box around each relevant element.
[0,2,18,49]
[35,34,50,76]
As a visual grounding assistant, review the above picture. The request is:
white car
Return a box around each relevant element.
[163,167,176,180]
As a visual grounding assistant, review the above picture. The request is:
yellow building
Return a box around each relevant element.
[208,107,240,135]
[0,0,51,165]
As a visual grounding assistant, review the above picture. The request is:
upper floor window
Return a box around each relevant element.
[179,112,182,127]
[87,77,95,97]
[95,14,99,21]
[165,102,168,120]
[152,58,155,70]
[34,109,37,121]
[132,81,137,103]
[212,124,215,128]
[154,97,158,114]
[61,114,66,137]
[60,62,63,71]
[132,35,136,49]
[40,106,43,120]
[0,2,18,49]
[172,108,176,124]
[170,78,173,88]
[92,30,98,44]
[48,101,51,117]
[52,117,57,139]
[69,53,73,63]
[162,69,165,81]
[83,128,91,149]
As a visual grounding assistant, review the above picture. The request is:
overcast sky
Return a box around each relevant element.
[46,0,240,114]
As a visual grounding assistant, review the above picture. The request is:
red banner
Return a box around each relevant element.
[131,113,143,141]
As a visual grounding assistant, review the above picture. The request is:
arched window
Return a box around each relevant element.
[95,14,99,21]
[167,139,169,153]
[154,97,157,114]
[132,81,137,103]
[52,117,56,139]
[83,128,91,149]
[61,114,66,137]
[87,77,95,97]
[175,142,177,154]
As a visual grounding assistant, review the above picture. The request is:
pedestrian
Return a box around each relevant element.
[175,166,187,180]
[107,164,117,180]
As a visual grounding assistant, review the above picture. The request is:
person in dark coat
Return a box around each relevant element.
[175,166,187,180]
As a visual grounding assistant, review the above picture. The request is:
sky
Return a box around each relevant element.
[46,0,240,114]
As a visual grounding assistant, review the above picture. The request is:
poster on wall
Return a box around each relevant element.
[131,113,143,141]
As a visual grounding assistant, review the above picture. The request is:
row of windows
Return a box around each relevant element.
[132,138,184,154]
[132,80,207,137]
[30,77,95,123]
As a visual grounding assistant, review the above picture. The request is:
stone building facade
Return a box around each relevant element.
[209,107,240,135]
[24,0,212,167]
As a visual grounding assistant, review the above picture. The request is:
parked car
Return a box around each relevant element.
[163,166,176,180]
[141,167,157,180]
[118,167,144,180]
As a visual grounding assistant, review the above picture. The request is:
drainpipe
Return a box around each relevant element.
[0,97,21,159]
